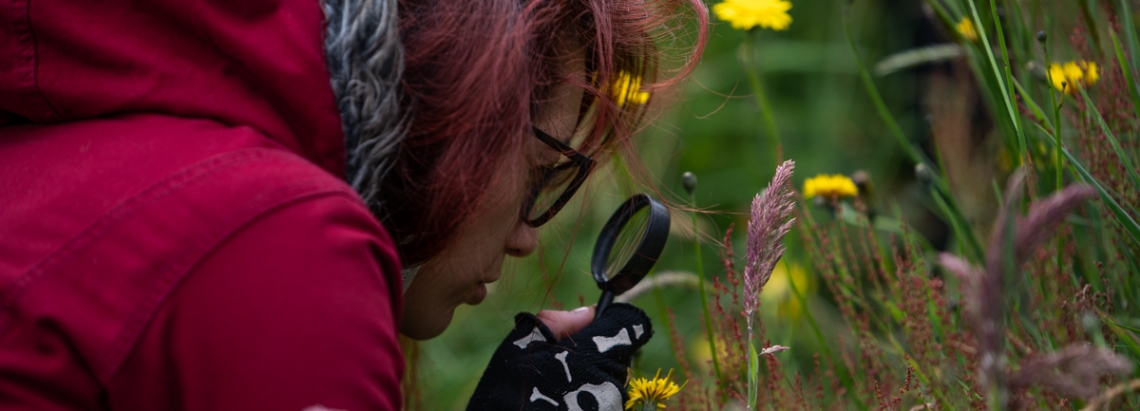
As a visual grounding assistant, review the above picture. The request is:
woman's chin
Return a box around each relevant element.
[399,306,456,340]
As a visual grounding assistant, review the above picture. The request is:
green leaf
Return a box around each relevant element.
[883,300,906,322]
[874,44,964,77]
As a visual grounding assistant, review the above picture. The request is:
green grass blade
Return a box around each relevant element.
[930,185,985,262]
[921,0,957,29]
[1012,80,1055,133]
[987,0,1028,161]
[966,0,1022,140]
[1110,29,1140,127]
[1103,315,1140,364]
[1121,0,1140,75]
[1035,123,1140,245]
[1075,87,1140,189]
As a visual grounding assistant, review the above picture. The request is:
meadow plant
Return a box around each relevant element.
[742,160,796,411]
[620,0,1140,410]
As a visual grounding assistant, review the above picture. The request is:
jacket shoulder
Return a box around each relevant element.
[0,116,403,409]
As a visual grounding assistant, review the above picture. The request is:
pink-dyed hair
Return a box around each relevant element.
[387,0,708,265]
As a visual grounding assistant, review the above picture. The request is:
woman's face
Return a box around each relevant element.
[400,56,587,340]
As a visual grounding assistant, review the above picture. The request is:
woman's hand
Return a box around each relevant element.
[535,306,595,340]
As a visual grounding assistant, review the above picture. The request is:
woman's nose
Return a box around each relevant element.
[505,221,538,257]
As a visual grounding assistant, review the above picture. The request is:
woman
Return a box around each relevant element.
[0,0,705,409]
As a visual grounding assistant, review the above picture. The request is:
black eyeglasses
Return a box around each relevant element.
[523,126,595,227]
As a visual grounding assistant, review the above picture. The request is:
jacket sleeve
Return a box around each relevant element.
[106,194,405,411]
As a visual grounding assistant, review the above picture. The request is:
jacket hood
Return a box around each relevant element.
[0,0,346,175]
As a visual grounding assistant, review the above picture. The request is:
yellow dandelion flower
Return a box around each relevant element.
[1047,60,1099,94]
[713,0,793,31]
[613,72,650,106]
[956,17,977,42]
[1083,61,1100,85]
[1047,63,1069,92]
[625,369,684,410]
[803,174,858,200]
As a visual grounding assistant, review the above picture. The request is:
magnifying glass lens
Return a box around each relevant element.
[591,194,670,318]
[604,206,651,277]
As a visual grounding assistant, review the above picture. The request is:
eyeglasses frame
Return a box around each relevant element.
[523,126,596,227]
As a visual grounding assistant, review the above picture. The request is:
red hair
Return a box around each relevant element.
[387,0,708,265]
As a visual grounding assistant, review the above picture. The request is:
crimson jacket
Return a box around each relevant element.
[0,1,405,410]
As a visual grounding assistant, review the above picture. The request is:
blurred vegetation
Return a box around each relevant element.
[412,0,1140,409]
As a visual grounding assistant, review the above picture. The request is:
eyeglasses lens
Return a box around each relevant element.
[527,157,580,222]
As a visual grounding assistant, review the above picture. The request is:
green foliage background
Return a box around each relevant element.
[411,0,1138,408]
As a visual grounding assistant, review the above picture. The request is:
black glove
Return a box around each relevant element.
[466,303,653,411]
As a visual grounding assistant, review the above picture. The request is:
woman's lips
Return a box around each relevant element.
[467,262,501,305]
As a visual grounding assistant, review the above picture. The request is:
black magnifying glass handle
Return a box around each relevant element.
[595,290,615,319]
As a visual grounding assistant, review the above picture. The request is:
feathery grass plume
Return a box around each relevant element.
[939,169,1099,408]
[742,159,795,411]
[743,159,796,326]
[1009,343,1133,400]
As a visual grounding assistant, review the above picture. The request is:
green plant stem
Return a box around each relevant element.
[742,30,781,166]
[747,341,758,411]
[652,286,686,374]
[688,193,723,390]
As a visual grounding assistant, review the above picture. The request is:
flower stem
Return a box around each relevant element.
[742,29,781,167]
[688,190,723,391]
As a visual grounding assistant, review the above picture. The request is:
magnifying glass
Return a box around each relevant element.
[591,194,671,319]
